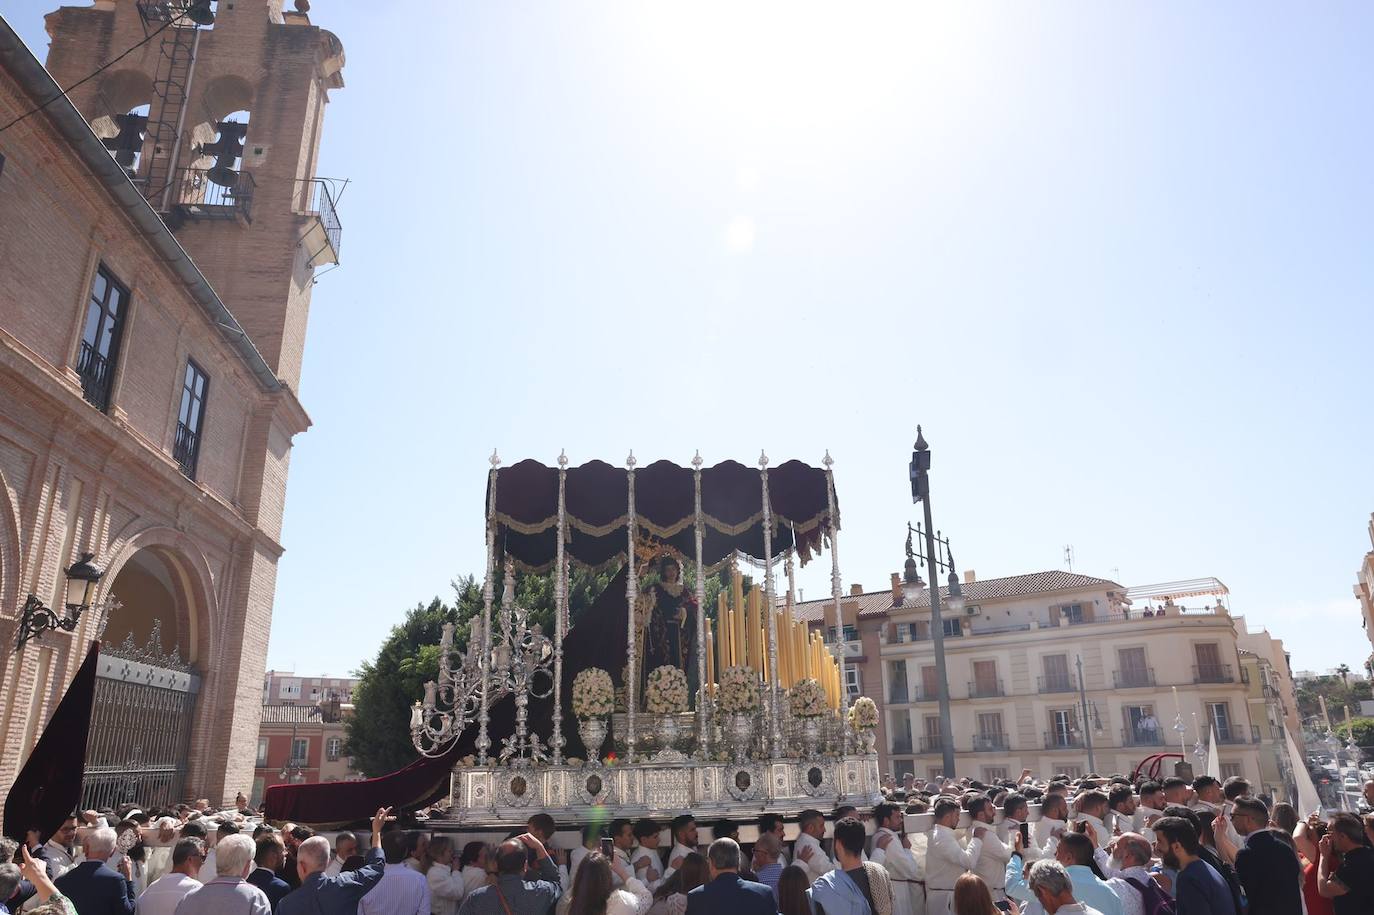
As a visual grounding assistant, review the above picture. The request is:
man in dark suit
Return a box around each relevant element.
[684,837,775,915]
[53,826,135,915]
[248,835,293,911]
[277,808,390,915]
[1230,797,1301,915]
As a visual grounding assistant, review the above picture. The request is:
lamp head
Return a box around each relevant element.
[64,552,102,609]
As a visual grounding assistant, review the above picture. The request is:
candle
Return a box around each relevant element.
[706,623,715,694]
[747,586,761,673]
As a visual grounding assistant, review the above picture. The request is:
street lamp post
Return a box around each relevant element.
[908,427,961,780]
[1076,654,1097,773]
[15,552,108,652]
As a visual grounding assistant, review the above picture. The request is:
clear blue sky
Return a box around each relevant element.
[11,3,1374,678]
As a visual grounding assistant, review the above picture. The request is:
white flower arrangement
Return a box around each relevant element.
[646,665,689,715]
[789,678,828,718]
[572,667,614,718]
[718,665,760,714]
[849,696,879,730]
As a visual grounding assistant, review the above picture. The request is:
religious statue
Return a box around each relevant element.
[639,555,697,696]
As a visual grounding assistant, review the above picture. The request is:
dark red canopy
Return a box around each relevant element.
[493,458,836,569]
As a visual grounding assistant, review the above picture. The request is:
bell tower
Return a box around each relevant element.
[44,0,346,390]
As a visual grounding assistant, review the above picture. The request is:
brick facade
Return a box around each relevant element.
[0,1,344,806]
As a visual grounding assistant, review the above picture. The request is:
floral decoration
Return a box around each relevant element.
[572,667,614,718]
[718,665,761,714]
[849,696,879,730]
[789,678,828,718]
[646,665,689,715]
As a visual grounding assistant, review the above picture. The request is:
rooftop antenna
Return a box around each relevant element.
[1063,544,1074,572]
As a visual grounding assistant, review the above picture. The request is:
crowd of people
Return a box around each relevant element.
[4,773,1374,915]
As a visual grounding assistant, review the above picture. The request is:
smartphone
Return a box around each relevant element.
[995,901,1012,913]
[1018,823,1030,846]
[600,837,614,857]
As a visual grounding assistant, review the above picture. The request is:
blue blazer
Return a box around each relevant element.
[277,847,386,915]
[52,860,135,915]
[248,865,293,910]
[684,873,776,915]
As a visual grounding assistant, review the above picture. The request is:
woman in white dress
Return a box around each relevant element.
[647,851,707,915]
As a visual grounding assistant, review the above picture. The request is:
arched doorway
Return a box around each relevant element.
[83,547,203,809]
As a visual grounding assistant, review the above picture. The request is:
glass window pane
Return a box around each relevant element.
[81,302,103,348]
[92,271,107,303]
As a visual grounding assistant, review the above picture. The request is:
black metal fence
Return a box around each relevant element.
[171,167,255,223]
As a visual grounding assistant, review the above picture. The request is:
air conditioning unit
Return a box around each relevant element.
[965,604,980,616]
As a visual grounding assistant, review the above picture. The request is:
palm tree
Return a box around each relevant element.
[1336,663,1351,686]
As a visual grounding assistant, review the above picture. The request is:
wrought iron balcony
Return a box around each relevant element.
[172,420,201,479]
[968,679,1004,698]
[1193,664,1234,684]
[972,733,1009,752]
[1121,727,1165,747]
[889,685,911,704]
[296,178,342,266]
[1113,668,1156,688]
[919,735,947,754]
[1213,728,1249,744]
[1037,675,1075,694]
[169,168,254,224]
[1044,731,1084,750]
[891,737,914,755]
[76,341,114,412]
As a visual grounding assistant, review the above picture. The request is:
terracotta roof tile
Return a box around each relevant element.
[792,570,1122,622]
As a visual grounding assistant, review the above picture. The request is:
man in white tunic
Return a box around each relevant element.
[1072,792,1111,853]
[1034,795,1069,858]
[793,810,834,884]
[968,796,1011,902]
[925,798,982,915]
[870,803,924,915]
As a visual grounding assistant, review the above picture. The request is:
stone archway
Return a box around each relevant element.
[82,533,216,808]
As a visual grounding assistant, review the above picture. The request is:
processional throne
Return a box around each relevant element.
[263,451,880,828]
[412,451,880,826]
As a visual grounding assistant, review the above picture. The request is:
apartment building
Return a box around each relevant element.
[797,570,1285,786]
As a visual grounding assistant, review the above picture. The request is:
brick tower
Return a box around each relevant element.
[43,0,345,389]
[2,0,347,803]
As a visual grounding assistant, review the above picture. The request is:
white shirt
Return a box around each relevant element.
[630,846,663,891]
[793,833,833,882]
[358,862,431,915]
[925,823,982,892]
[460,864,488,898]
[1104,864,1151,915]
[1076,813,1110,850]
[1034,817,1066,856]
[611,847,635,887]
[197,848,217,884]
[871,827,924,915]
[605,877,653,915]
[326,855,347,878]
[136,873,202,915]
[970,823,1011,891]
[660,843,694,883]
[425,861,467,915]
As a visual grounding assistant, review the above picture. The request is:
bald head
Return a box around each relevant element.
[497,839,528,875]
[1113,833,1152,868]
[297,836,331,877]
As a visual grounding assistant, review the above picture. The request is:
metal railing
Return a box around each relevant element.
[77,341,114,412]
[1044,731,1084,750]
[1113,668,1156,688]
[1037,675,1075,694]
[889,685,910,704]
[297,177,342,260]
[968,679,1004,698]
[920,735,947,754]
[1193,664,1234,684]
[1214,728,1247,744]
[891,738,914,755]
[173,420,200,479]
[1122,727,1166,747]
[170,167,254,223]
[972,733,1009,752]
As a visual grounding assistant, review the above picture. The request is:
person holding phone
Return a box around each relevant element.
[969,796,1012,904]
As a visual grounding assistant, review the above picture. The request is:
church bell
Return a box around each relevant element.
[199,119,247,188]
[102,112,148,172]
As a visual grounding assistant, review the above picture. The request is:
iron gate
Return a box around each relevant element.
[83,623,200,809]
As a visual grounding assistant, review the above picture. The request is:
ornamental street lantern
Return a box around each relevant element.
[65,552,103,611]
[15,552,107,652]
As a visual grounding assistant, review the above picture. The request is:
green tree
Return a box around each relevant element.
[1336,664,1351,686]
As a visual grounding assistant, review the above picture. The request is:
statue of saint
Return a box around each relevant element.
[639,556,697,693]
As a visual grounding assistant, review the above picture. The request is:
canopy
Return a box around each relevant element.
[492,458,836,569]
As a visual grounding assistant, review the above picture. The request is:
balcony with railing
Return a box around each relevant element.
[891,737,914,755]
[1121,726,1166,747]
[1044,731,1085,750]
[1113,668,1156,689]
[173,420,200,479]
[1213,727,1249,744]
[168,168,255,224]
[972,733,1009,752]
[1193,664,1234,684]
[968,679,1004,699]
[889,684,911,704]
[77,341,114,412]
[1037,674,1075,694]
[919,735,947,754]
[296,177,342,266]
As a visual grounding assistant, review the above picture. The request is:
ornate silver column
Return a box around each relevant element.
[823,451,850,757]
[624,451,638,762]
[760,451,783,757]
[476,450,501,765]
[552,451,568,765]
[692,451,709,754]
